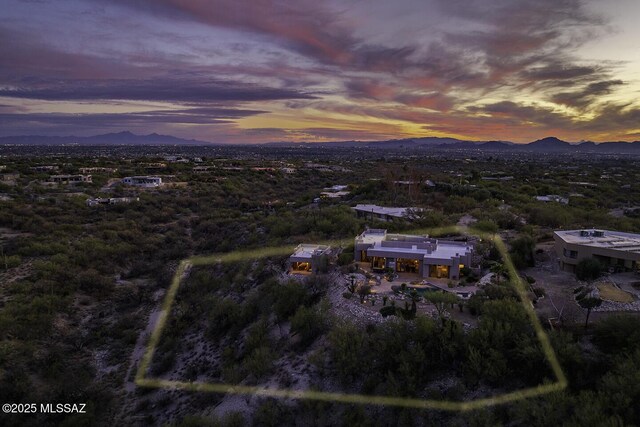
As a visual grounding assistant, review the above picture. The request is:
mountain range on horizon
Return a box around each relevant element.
[1,132,640,153]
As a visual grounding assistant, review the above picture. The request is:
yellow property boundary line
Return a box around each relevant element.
[135,226,567,411]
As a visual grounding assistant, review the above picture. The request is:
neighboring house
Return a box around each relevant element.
[79,167,117,173]
[142,163,167,171]
[482,176,514,181]
[47,174,92,184]
[554,229,640,273]
[31,165,59,172]
[320,191,350,199]
[352,204,420,222]
[536,195,569,204]
[324,185,349,192]
[86,197,139,207]
[354,229,473,280]
[569,181,597,187]
[193,166,214,173]
[165,156,189,163]
[288,244,331,274]
[122,176,163,187]
[321,184,350,199]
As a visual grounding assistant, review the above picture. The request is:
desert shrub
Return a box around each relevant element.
[337,251,354,266]
[3,255,22,269]
[243,346,274,380]
[593,315,640,354]
[576,259,603,281]
[509,236,536,269]
[379,306,397,317]
[273,281,309,321]
[290,303,328,347]
[473,220,499,234]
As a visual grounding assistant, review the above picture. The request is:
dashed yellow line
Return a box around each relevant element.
[135,226,567,411]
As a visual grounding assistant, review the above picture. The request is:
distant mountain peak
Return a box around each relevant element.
[531,136,569,144]
[524,136,572,151]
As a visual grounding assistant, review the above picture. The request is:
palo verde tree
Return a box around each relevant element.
[425,291,459,324]
[578,296,603,328]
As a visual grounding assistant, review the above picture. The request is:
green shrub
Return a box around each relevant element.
[3,255,21,269]
[243,346,274,380]
[593,315,640,354]
[379,306,397,317]
[337,251,354,266]
[290,304,327,346]
[509,236,536,269]
[575,259,603,281]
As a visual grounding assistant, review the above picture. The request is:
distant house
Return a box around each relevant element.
[354,229,473,280]
[324,185,349,192]
[164,156,189,163]
[321,184,350,199]
[352,204,420,222]
[79,167,117,174]
[535,195,569,204]
[193,166,214,173]
[554,229,640,273]
[288,244,331,274]
[142,162,167,171]
[320,191,350,199]
[86,197,139,207]
[122,176,163,188]
[280,167,296,174]
[569,181,597,188]
[482,175,514,181]
[47,174,92,184]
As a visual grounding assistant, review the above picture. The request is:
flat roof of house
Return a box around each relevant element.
[356,229,432,244]
[357,229,473,260]
[356,229,392,244]
[125,176,162,180]
[368,243,471,260]
[324,185,348,191]
[290,244,331,259]
[352,204,419,218]
[320,191,350,198]
[555,229,640,253]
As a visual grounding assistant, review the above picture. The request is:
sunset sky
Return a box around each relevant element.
[1,0,639,143]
